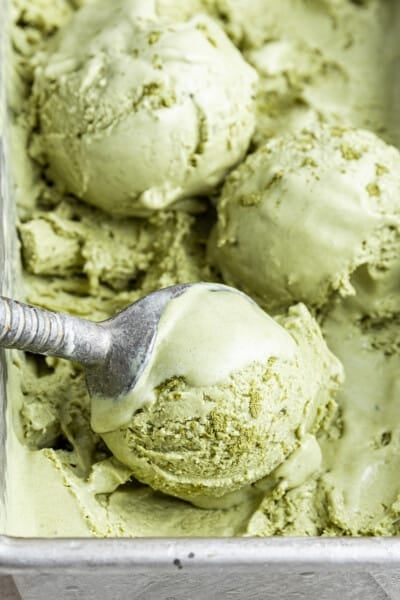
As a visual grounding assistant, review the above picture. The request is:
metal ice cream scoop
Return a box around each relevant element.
[0,283,232,403]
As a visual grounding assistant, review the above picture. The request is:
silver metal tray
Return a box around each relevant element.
[1,0,400,598]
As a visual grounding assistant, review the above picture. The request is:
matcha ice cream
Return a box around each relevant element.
[98,289,342,506]
[210,125,400,312]
[31,0,258,215]
[6,0,400,539]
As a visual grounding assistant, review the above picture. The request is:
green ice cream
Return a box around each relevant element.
[18,201,213,315]
[210,125,400,312]
[99,290,342,506]
[31,0,258,215]
[6,0,400,539]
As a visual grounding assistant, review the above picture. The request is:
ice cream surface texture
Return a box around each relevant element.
[91,285,296,433]
[99,289,342,505]
[210,125,400,312]
[31,0,258,215]
[6,0,400,538]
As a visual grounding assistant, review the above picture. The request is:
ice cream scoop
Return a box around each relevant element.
[32,0,258,216]
[210,125,400,312]
[0,282,295,432]
[0,284,224,425]
[102,301,342,506]
[0,283,343,506]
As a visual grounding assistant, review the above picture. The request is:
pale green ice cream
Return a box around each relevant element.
[92,285,298,433]
[210,125,400,312]
[99,290,342,506]
[18,201,213,318]
[30,0,258,216]
[6,0,400,539]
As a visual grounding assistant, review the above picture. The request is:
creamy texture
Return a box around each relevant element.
[31,0,257,215]
[91,285,296,432]
[18,202,214,319]
[101,302,342,505]
[6,0,400,538]
[210,125,400,312]
[204,0,400,148]
[320,305,400,534]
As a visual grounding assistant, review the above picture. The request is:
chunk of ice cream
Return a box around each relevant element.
[210,125,400,312]
[99,287,343,506]
[31,0,258,216]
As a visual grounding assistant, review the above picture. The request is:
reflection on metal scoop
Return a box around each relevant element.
[0,283,240,404]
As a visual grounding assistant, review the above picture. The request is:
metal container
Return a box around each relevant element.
[1,1,400,598]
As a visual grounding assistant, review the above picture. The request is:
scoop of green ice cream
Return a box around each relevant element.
[100,287,343,506]
[210,125,400,312]
[32,0,258,216]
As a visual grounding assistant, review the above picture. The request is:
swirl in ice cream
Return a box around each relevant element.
[97,286,343,507]
[210,125,400,312]
[32,0,258,216]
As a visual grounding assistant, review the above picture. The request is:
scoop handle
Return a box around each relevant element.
[0,296,109,366]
